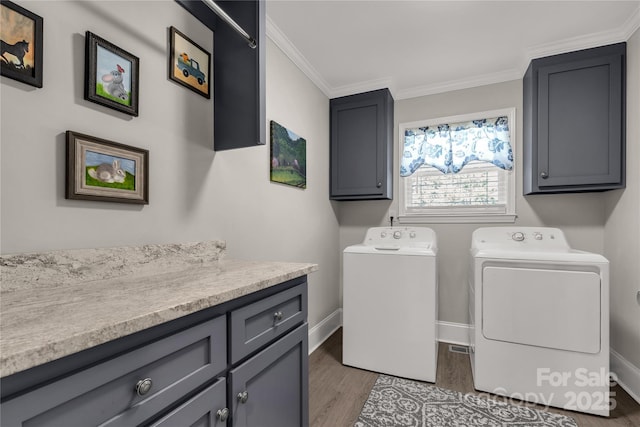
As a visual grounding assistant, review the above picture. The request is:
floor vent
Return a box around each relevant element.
[448,344,469,354]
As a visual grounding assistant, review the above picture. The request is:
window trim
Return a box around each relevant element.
[398,107,517,224]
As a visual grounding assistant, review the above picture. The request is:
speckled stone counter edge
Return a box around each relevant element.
[0,242,318,378]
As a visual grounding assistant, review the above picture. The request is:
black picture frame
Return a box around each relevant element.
[85,31,139,116]
[66,131,149,204]
[168,26,211,99]
[0,0,43,88]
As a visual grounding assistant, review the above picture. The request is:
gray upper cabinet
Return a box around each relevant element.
[523,42,626,194]
[330,89,394,200]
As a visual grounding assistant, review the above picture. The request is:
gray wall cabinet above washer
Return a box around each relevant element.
[523,42,626,194]
[330,88,394,200]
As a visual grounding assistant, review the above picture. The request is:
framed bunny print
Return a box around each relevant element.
[66,131,149,204]
[85,31,139,116]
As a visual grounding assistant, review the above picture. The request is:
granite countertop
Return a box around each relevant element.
[0,241,318,378]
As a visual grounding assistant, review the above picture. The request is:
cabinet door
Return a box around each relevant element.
[149,378,227,427]
[229,324,308,427]
[330,89,393,200]
[524,43,625,194]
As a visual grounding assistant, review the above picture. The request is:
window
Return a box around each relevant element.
[398,108,516,223]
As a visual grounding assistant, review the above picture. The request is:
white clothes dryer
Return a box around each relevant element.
[469,227,610,416]
[343,227,438,382]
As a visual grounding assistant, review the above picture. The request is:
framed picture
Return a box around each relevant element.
[85,31,139,116]
[66,131,149,204]
[270,121,306,189]
[0,0,43,87]
[169,26,211,98]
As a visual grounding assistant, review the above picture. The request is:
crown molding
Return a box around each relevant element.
[328,77,396,99]
[394,68,522,100]
[524,8,640,65]
[265,15,332,97]
[267,3,640,101]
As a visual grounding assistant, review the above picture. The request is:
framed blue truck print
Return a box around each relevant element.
[169,26,211,99]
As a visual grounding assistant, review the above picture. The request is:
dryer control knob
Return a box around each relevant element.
[534,232,543,240]
[381,232,387,238]
[393,231,402,239]
[512,232,525,242]
[409,232,416,238]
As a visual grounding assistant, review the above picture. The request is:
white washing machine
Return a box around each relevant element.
[469,227,610,416]
[343,227,438,382]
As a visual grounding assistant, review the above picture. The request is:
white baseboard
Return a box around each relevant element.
[437,321,471,346]
[610,348,640,405]
[308,309,342,355]
[311,314,640,405]
[308,313,469,354]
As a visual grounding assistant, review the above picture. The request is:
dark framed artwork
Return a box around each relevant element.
[169,26,211,98]
[270,120,306,189]
[0,0,43,87]
[66,131,149,204]
[85,31,139,116]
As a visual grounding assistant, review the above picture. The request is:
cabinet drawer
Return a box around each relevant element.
[149,377,227,427]
[1,316,226,427]
[230,283,307,363]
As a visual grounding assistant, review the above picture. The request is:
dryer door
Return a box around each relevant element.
[482,266,601,353]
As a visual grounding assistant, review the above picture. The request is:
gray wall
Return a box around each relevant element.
[0,1,339,331]
[605,27,640,370]
[338,79,607,325]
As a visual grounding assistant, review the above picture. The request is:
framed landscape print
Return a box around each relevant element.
[169,26,211,98]
[0,0,43,87]
[85,31,139,116]
[66,131,149,204]
[270,121,306,189]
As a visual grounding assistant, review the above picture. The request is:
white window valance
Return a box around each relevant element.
[400,116,514,176]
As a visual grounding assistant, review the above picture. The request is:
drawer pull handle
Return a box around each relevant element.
[216,408,229,421]
[273,311,283,322]
[540,171,549,179]
[237,390,249,404]
[135,378,153,396]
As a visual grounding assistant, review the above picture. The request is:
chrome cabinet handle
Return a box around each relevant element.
[376,181,382,188]
[237,390,249,404]
[540,171,549,179]
[216,408,229,421]
[135,378,153,396]
[273,311,283,321]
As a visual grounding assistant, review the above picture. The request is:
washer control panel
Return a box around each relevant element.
[364,227,436,246]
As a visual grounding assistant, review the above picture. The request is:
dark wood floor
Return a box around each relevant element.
[309,329,640,427]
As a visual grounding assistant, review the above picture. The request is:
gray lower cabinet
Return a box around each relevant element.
[230,324,308,427]
[330,88,394,200]
[149,378,227,427]
[523,42,626,194]
[0,278,308,427]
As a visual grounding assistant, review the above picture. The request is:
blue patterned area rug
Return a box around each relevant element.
[355,375,578,427]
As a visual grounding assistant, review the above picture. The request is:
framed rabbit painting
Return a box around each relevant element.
[0,0,43,87]
[66,131,149,204]
[85,31,139,116]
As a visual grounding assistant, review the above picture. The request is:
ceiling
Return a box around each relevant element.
[266,0,640,99]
